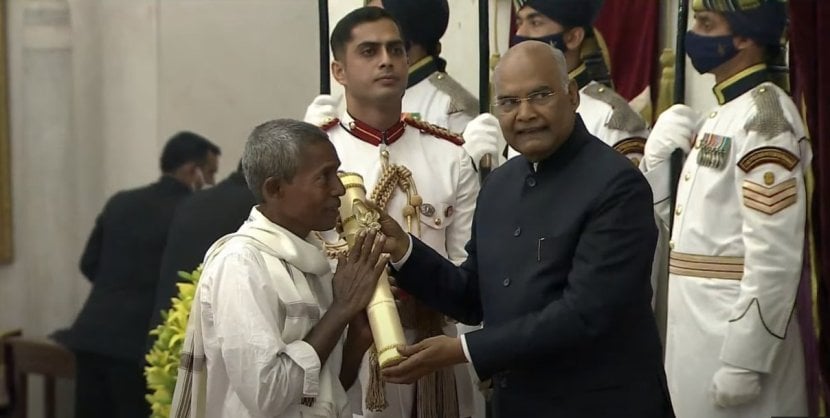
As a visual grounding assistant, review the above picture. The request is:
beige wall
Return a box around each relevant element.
[0,0,317,339]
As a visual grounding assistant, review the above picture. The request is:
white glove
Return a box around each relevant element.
[303,94,341,126]
[461,113,504,166]
[643,104,700,171]
[710,365,762,408]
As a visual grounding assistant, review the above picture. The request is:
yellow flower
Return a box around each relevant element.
[144,266,202,418]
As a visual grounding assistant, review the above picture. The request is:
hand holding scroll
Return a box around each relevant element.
[362,199,410,262]
[380,335,467,384]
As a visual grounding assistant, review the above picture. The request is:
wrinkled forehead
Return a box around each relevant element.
[494,49,562,95]
[296,140,340,172]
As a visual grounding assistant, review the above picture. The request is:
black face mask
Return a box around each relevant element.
[510,32,567,51]
[685,31,738,74]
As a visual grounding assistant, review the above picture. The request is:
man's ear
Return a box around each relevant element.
[180,161,198,179]
[567,79,580,108]
[261,177,282,202]
[732,35,755,51]
[332,59,347,86]
[564,27,585,51]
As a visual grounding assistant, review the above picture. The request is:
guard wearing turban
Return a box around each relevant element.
[643,1,810,416]
[381,0,500,170]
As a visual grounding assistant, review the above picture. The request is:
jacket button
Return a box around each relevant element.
[513,227,521,237]
[503,277,511,287]
[675,205,682,216]
[526,177,537,187]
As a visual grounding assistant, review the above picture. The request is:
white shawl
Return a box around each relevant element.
[170,208,349,417]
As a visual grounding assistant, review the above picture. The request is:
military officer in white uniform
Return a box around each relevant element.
[506,0,649,165]
[306,0,501,172]
[309,7,494,418]
[642,1,809,417]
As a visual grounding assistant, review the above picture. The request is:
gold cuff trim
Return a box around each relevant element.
[669,251,744,280]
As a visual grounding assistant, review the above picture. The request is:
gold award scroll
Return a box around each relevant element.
[337,172,406,368]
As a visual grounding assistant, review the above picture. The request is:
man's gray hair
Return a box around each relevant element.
[242,119,330,202]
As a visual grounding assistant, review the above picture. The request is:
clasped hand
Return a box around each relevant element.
[331,228,388,319]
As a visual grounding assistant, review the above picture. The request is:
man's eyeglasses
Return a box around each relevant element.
[491,90,557,115]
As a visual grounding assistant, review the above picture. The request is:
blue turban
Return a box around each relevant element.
[692,0,788,46]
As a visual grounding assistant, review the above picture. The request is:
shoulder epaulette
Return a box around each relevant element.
[744,84,793,140]
[404,116,465,146]
[428,72,479,118]
[582,83,647,133]
[319,117,339,132]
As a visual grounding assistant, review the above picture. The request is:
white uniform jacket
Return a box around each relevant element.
[658,66,810,418]
[322,111,480,418]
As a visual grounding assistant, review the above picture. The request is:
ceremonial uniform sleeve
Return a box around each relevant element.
[601,120,650,167]
[207,249,321,415]
[445,149,480,264]
[720,94,809,373]
[641,104,702,226]
[447,110,474,136]
[582,84,650,165]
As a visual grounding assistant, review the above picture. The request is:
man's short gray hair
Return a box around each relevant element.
[242,119,330,202]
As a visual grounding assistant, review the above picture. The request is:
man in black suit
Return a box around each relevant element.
[376,41,673,417]
[146,162,256,345]
[56,131,220,418]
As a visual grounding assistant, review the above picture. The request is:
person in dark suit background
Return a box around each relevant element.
[375,41,673,417]
[146,162,256,346]
[55,131,220,418]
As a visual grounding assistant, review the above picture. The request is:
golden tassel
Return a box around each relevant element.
[416,367,459,418]
[365,347,388,412]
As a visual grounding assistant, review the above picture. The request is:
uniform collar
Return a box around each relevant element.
[340,112,407,147]
[713,64,770,105]
[569,62,593,90]
[408,56,445,88]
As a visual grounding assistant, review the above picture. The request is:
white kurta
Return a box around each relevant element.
[661,80,809,418]
[325,112,480,418]
[195,208,349,418]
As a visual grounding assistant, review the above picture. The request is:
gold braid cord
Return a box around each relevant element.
[318,156,457,416]
[371,162,457,418]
